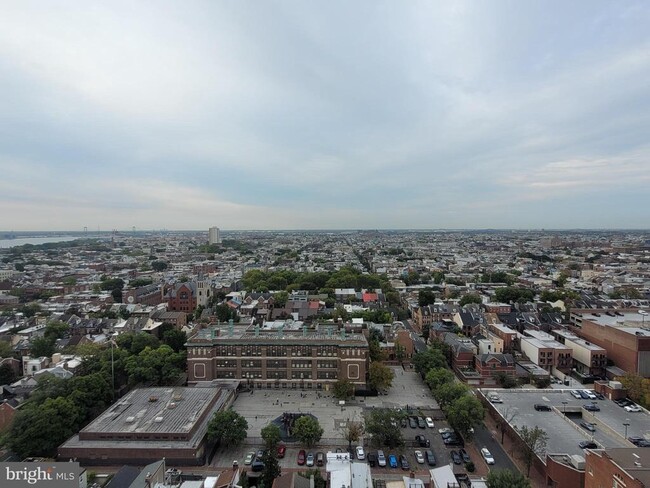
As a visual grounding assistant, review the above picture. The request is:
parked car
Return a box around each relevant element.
[579,391,591,399]
[582,390,597,399]
[579,441,598,449]
[417,417,426,429]
[425,450,436,466]
[306,452,314,467]
[377,450,387,467]
[628,436,645,446]
[409,416,418,428]
[388,454,398,468]
[415,435,430,447]
[615,398,632,407]
[425,417,434,428]
[297,450,306,465]
[399,454,410,470]
[356,446,365,460]
[534,404,552,411]
[367,452,377,467]
[625,405,642,412]
[481,448,495,465]
[317,452,325,466]
[252,460,265,472]
[443,435,464,447]
[459,449,471,463]
[450,450,462,465]
[256,449,265,459]
[488,393,503,403]
[244,451,255,465]
[580,421,596,432]
[400,417,408,428]
[414,450,425,464]
[438,427,454,434]
[584,404,600,412]
[570,390,582,399]
[277,445,286,459]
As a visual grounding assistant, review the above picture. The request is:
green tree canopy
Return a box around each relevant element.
[486,469,531,488]
[494,286,535,304]
[364,409,405,448]
[459,293,482,307]
[261,423,282,451]
[425,367,455,393]
[292,415,324,447]
[368,362,395,392]
[0,362,17,384]
[434,382,470,411]
[162,329,187,353]
[447,394,484,439]
[124,345,185,386]
[8,397,81,458]
[151,260,168,272]
[207,409,248,446]
[30,336,56,358]
[332,379,355,400]
[413,348,447,376]
[418,289,437,306]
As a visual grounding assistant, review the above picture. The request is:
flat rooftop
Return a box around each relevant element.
[189,327,368,346]
[480,389,646,459]
[81,387,221,435]
[589,448,650,486]
[554,330,607,351]
[579,312,650,337]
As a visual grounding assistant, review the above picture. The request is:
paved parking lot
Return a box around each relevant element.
[213,366,445,471]
[483,389,634,457]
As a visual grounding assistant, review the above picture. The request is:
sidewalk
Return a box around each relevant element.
[483,413,547,488]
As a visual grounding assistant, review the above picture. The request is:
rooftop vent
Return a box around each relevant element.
[153,416,163,423]
[168,402,177,409]
[149,396,158,402]
[172,391,182,401]
[125,416,135,423]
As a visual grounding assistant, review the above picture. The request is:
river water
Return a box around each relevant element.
[0,236,79,249]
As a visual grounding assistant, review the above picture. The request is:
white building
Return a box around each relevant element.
[208,227,221,245]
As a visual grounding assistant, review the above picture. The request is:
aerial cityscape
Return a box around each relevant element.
[1,2,650,488]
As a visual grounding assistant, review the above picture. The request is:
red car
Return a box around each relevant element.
[297,449,306,465]
[277,444,286,459]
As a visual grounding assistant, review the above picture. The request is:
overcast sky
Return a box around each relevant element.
[1,1,649,231]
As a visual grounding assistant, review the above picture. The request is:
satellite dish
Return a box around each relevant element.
[127,296,134,304]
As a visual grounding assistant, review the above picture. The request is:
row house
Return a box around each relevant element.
[474,353,517,385]
[553,329,608,378]
[520,335,573,372]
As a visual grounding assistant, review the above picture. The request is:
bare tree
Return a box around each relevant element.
[341,419,365,450]
[515,425,548,476]
[499,406,518,444]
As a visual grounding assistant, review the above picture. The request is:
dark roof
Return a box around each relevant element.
[105,465,142,488]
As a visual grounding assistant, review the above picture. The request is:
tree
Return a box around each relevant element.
[127,345,186,386]
[495,372,518,389]
[421,323,430,342]
[425,368,455,393]
[151,260,168,272]
[412,349,447,377]
[446,394,484,439]
[341,419,364,450]
[116,332,160,355]
[292,415,323,447]
[494,287,534,304]
[162,329,187,353]
[0,340,15,359]
[261,448,281,488]
[332,379,355,400]
[261,423,282,451]
[498,406,518,444]
[8,397,81,458]
[364,409,405,448]
[486,469,531,488]
[434,382,469,411]
[418,289,436,306]
[215,304,238,323]
[368,362,395,392]
[207,409,248,446]
[459,293,482,307]
[44,321,70,341]
[30,336,56,358]
[0,363,17,384]
[67,373,113,423]
[515,425,548,476]
[273,291,289,307]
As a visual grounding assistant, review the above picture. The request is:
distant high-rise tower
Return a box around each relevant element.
[208,227,221,245]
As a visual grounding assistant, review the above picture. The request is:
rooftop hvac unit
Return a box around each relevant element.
[125,416,135,423]
[569,455,585,470]
[153,416,163,423]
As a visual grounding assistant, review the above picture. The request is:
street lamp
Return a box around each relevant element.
[623,420,630,439]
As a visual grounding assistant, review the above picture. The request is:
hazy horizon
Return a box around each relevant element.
[2,1,650,231]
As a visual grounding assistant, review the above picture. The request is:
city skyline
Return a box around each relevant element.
[1,1,650,231]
